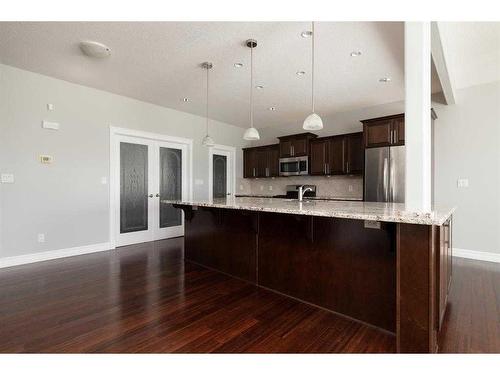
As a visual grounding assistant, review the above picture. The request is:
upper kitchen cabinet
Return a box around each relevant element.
[243,145,279,178]
[309,132,364,176]
[278,133,317,158]
[361,113,405,148]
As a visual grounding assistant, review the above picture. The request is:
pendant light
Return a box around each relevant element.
[201,62,215,147]
[243,39,260,141]
[303,22,323,131]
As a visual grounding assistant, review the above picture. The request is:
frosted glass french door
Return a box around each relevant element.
[117,136,186,247]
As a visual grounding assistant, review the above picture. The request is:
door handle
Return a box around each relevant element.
[155,193,160,197]
[148,194,153,198]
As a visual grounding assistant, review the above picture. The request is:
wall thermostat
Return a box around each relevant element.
[40,155,54,164]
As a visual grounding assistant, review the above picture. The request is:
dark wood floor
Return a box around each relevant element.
[0,238,498,353]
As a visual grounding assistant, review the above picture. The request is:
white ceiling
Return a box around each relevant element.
[0,22,409,129]
[439,22,500,90]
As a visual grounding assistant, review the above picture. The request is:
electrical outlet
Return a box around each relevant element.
[348,185,353,192]
[1,173,14,184]
[260,185,264,191]
[457,178,469,188]
[240,185,244,190]
[37,233,45,243]
[101,177,107,185]
[269,186,273,191]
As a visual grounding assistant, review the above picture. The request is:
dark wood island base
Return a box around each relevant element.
[174,205,452,353]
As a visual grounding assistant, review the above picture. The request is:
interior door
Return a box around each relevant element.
[156,140,187,239]
[117,136,155,246]
[212,151,229,198]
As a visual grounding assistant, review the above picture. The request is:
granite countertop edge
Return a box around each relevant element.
[163,198,455,226]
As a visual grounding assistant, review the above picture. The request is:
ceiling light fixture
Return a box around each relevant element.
[201,62,215,147]
[296,70,306,76]
[79,41,111,58]
[234,63,243,68]
[301,30,313,38]
[379,77,392,83]
[269,107,276,111]
[303,21,323,131]
[256,85,264,90]
[350,51,362,57]
[181,97,189,102]
[243,39,260,141]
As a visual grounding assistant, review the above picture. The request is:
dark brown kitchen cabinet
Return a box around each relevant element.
[309,139,329,175]
[243,145,279,178]
[436,217,452,330]
[278,133,317,158]
[362,113,405,148]
[309,132,363,176]
[346,132,364,174]
[243,148,257,178]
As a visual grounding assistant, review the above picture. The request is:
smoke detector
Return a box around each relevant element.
[79,41,111,58]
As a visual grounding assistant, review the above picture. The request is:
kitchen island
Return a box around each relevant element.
[166,197,454,353]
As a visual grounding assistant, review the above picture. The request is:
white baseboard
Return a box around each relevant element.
[0,242,113,269]
[453,248,500,263]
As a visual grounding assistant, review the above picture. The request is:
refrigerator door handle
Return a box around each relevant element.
[389,155,395,202]
[383,157,389,202]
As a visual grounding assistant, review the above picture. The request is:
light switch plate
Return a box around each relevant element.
[457,178,469,188]
[101,177,108,185]
[42,120,60,130]
[1,173,14,183]
[364,220,381,229]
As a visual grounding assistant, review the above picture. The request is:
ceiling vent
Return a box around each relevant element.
[79,41,111,58]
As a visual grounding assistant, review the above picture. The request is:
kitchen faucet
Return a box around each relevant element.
[298,185,313,202]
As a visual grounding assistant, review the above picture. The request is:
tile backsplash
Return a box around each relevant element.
[237,175,363,199]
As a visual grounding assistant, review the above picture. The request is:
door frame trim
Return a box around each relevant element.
[109,126,193,249]
[208,144,236,200]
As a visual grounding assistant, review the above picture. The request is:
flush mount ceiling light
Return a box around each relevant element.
[301,30,313,38]
[201,62,215,147]
[379,77,392,83]
[181,97,190,102]
[296,70,306,76]
[234,62,244,68]
[303,21,323,131]
[79,41,111,58]
[255,85,264,90]
[350,50,362,57]
[269,107,276,111]
[243,39,260,141]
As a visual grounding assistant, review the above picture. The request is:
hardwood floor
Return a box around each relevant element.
[0,239,498,353]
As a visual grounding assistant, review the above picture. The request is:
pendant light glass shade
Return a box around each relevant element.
[202,134,215,146]
[303,113,324,131]
[243,127,260,140]
[303,21,323,131]
[243,39,260,141]
[202,62,215,147]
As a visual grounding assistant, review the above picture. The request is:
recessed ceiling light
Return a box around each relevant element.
[255,85,264,90]
[181,97,190,102]
[269,106,276,111]
[379,77,392,83]
[234,63,243,68]
[79,41,111,58]
[296,71,306,76]
[301,31,313,38]
[350,51,362,57]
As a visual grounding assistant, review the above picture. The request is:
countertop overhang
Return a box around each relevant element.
[163,197,454,226]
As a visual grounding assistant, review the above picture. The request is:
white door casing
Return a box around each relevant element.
[109,126,193,248]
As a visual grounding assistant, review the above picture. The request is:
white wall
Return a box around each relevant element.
[0,64,248,258]
[433,81,500,255]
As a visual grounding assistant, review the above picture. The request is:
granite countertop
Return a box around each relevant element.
[163,197,454,226]
[235,194,363,201]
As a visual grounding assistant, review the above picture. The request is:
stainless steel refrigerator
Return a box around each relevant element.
[364,146,405,203]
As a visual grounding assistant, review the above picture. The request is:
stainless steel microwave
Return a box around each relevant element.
[279,156,309,176]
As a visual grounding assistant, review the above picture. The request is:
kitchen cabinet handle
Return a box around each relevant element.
[394,129,398,143]
[291,145,294,156]
[324,164,326,174]
[266,167,269,177]
[253,167,256,177]
[346,161,350,174]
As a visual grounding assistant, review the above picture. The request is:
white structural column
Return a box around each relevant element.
[405,22,432,211]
